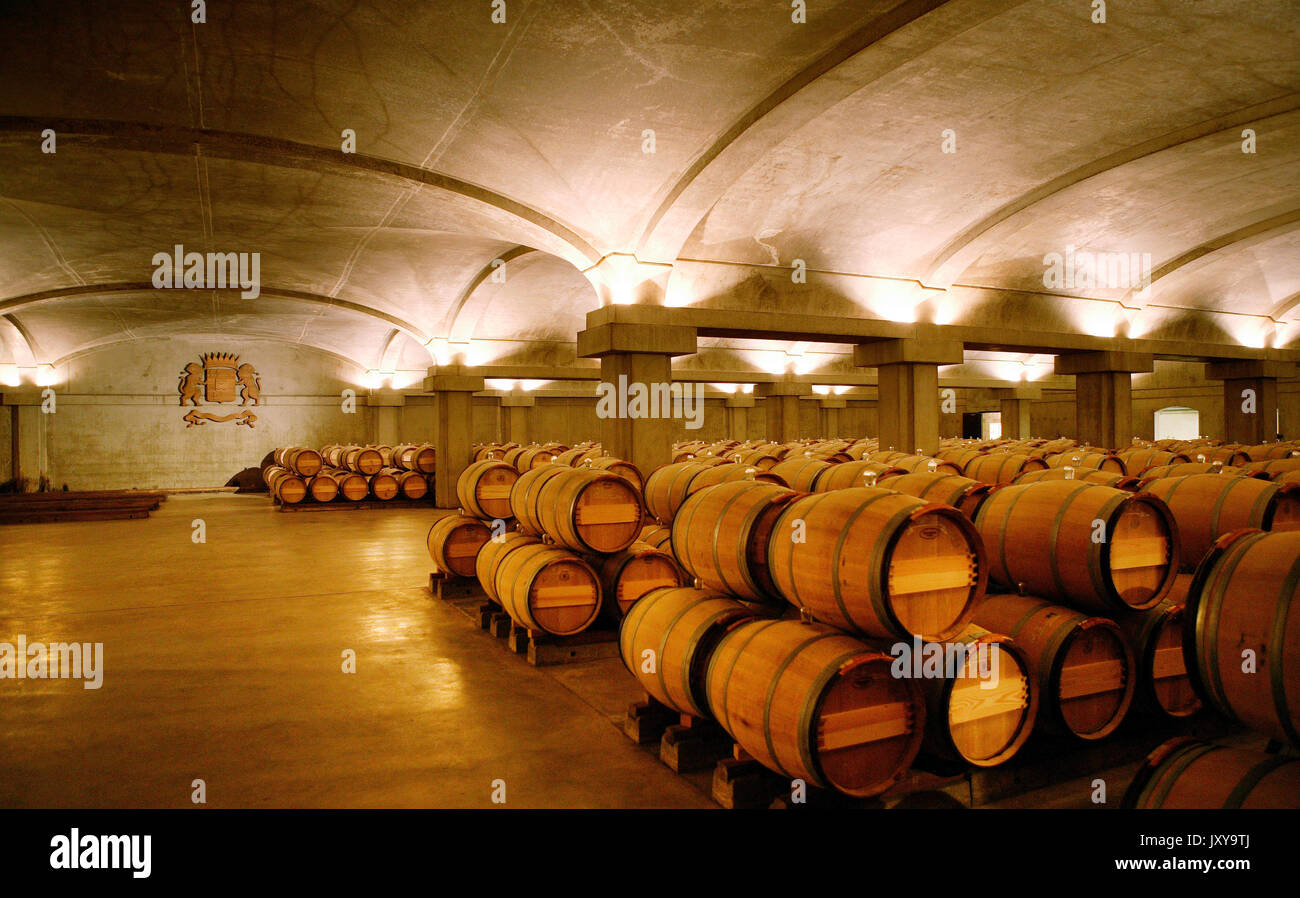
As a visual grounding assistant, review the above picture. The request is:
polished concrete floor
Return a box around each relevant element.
[0,494,712,808]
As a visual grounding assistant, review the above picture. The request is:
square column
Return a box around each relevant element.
[577,319,697,476]
[3,391,49,488]
[1055,351,1152,448]
[425,371,486,509]
[819,397,846,438]
[368,389,405,446]
[756,381,811,442]
[995,386,1041,440]
[724,394,754,439]
[500,393,535,445]
[855,339,964,455]
[1206,360,1295,443]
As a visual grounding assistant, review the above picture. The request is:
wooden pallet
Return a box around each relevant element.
[0,490,166,525]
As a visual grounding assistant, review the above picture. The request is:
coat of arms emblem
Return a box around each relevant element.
[179,352,261,427]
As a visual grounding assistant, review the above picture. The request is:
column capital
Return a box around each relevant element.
[853,338,963,367]
[994,385,1042,400]
[818,397,847,409]
[366,389,406,407]
[1204,359,1297,381]
[424,372,486,392]
[499,394,536,408]
[724,394,755,408]
[1054,350,1153,376]
[576,322,697,358]
[756,380,813,398]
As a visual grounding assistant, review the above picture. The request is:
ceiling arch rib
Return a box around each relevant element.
[925,95,1300,286]
[441,245,539,343]
[635,0,1029,263]
[0,282,437,364]
[0,117,602,269]
[0,314,40,365]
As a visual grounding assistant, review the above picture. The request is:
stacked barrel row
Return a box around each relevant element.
[655,435,1299,805]
[429,450,688,641]
[262,443,436,505]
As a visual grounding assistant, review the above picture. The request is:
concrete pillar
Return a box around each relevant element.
[724,394,754,439]
[995,385,1041,440]
[500,393,534,445]
[368,390,404,446]
[757,381,811,442]
[576,319,698,476]
[425,371,486,509]
[4,391,49,488]
[1054,351,1152,448]
[1205,360,1295,443]
[854,339,964,456]
[819,397,846,438]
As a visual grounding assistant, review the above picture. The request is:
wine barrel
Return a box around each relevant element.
[727,448,781,470]
[305,473,338,503]
[321,467,368,501]
[1140,462,1253,480]
[876,472,994,518]
[394,443,437,474]
[768,457,833,491]
[1190,446,1251,467]
[381,467,428,499]
[457,460,519,521]
[1139,474,1300,571]
[427,515,492,578]
[1124,738,1300,808]
[767,487,986,641]
[814,461,908,491]
[671,481,799,603]
[474,444,508,462]
[495,543,601,636]
[705,619,925,798]
[1046,451,1126,474]
[644,462,713,523]
[344,446,384,475]
[972,593,1135,740]
[935,448,986,471]
[512,446,556,472]
[535,468,643,554]
[1116,599,1200,718]
[974,480,1177,612]
[619,587,753,717]
[265,466,306,504]
[639,525,673,553]
[1183,529,1300,746]
[475,532,538,603]
[876,454,963,476]
[918,624,1037,767]
[1119,448,1189,474]
[278,447,323,477]
[1243,457,1300,478]
[1244,443,1300,462]
[509,464,570,536]
[599,543,686,619]
[321,444,349,468]
[1013,467,1138,490]
[586,457,644,492]
[369,471,399,500]
[555,447,602,467]
[964,453,1048,484]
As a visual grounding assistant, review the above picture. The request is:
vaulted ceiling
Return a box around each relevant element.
[0,0,1296,379]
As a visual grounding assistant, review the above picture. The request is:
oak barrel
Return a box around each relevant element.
[586,456,644,492]
[475,532,538,603]
[456,460,519,521]
[1124,738,1300,808]
[705,619,925,797]
[509,464,570,535]
[974,480,1177,612]
[306,473,338,502]
[767,487,986,641]
[768,457,834,491]
[1140,473,1300,570]
[964,453,1049,484]
[814,460,907,491]
[671,481,799,603]
[876,472,993,518]
[1183,529,1300,746]
[1116,599,1200,718]
[973,594,1134,740]
[639,525,673,553]
[620,586,753,717]
[494,543,601,636]
[917,624,1037,767]
[599,543,686,619]
[535,468,644,554]
[369,471,399,500]
[428,515,492,578]
[264,466,306,504]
